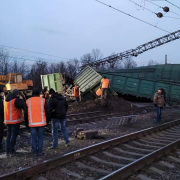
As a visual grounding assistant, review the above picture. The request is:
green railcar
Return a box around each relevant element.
[97,64,180,83]
[99,70,180,102]
[74,66,103,100]
[41,73,65,94]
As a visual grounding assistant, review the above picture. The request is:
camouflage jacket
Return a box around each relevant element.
[153,92,165,107]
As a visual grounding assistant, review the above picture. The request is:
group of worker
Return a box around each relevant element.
[0,87,70,157]
[0,77,165,156]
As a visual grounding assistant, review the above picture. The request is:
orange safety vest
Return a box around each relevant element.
[101,78,109,88]
[96,88,101,96]
[74,86,79,97]
[26,97,46,127]
[4,99,23,124]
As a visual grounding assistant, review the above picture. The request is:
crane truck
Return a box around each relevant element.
[0,73,33,98]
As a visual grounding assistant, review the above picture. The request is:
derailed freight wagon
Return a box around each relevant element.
[74,66,103,100]
[98,64,180,82]
[98,67,180,102]
[40,68,104,101]
[41,73,65,94]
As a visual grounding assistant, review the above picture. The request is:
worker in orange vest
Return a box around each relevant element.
[74,84,80,102]
[100,76,109,99]
[24,88,49,156]
[4,89,24,155]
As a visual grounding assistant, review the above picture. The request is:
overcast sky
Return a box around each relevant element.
[0,0,180,66]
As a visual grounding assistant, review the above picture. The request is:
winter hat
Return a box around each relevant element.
[49,88,55,95]
[42,86,48,93]
[32,88,40,95]
[12,89,19,96]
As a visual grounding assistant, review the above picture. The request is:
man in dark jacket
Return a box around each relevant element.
[0,89,4,150]
[153,88,165,123]
[48,88,69,148]
[4,89,25,155]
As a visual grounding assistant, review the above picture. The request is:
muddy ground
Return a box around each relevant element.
[67,96,139,114]
[0,97,180,177]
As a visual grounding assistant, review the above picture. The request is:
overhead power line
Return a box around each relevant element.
[146,0,180,17]
[95,0,170,33]
[0,45,74,61]
[129,0,180,19]
[164,0,180,10]
[8,55,50,63]
[129,0,155,14]
[5,50,67,63]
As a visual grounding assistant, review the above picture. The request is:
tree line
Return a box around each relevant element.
[0,48,158,90]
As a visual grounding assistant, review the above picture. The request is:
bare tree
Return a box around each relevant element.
[81,48,103,66]
[0,49,10,75]
[91,48,103,61]
[26,61,49,90]
[81,53,93,66]
[66,59,79,79]
[147,60,159,66]
[123,57,137,69]
[9,59,28,77]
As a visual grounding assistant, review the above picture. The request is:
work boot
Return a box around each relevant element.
[48,146,58,149]
[65,143,70,147]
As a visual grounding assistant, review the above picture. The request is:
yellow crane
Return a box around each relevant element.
[0,73,33,98]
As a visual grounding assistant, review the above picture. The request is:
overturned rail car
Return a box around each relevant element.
[74,66,102,100]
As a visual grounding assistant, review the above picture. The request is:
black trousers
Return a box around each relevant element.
[6,124,20,153]
[0,122,4,148]
[101,88,107,99]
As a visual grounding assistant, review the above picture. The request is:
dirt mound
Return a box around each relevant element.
[68,96,138,114]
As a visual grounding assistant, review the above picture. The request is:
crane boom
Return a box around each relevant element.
[82,29,180,68]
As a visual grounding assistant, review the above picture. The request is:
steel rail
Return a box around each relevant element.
[67,112,136,125]
[1,119,180,180]
[101,139,180,180]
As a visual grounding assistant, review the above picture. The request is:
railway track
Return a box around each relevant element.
[1,119,180,180]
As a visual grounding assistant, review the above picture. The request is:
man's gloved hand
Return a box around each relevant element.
[154,104,157,107]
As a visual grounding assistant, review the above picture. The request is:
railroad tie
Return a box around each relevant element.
[90,156,125,167]
[149,166,165,176]
[123,144,153,153]
[152,135,176,141]
[159,161,175,169]
[61,168,95,180]
[139,139,166,146]
[103,151,136,161]
[137,174,155,180]
[37,177,48,180]
[168,156,180,163]
[143,137,172,144]
[175,151,180,156]
[76,162,111,175]
[163,133,180,138]
[131,141,160,149]
[114,147,145,157]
